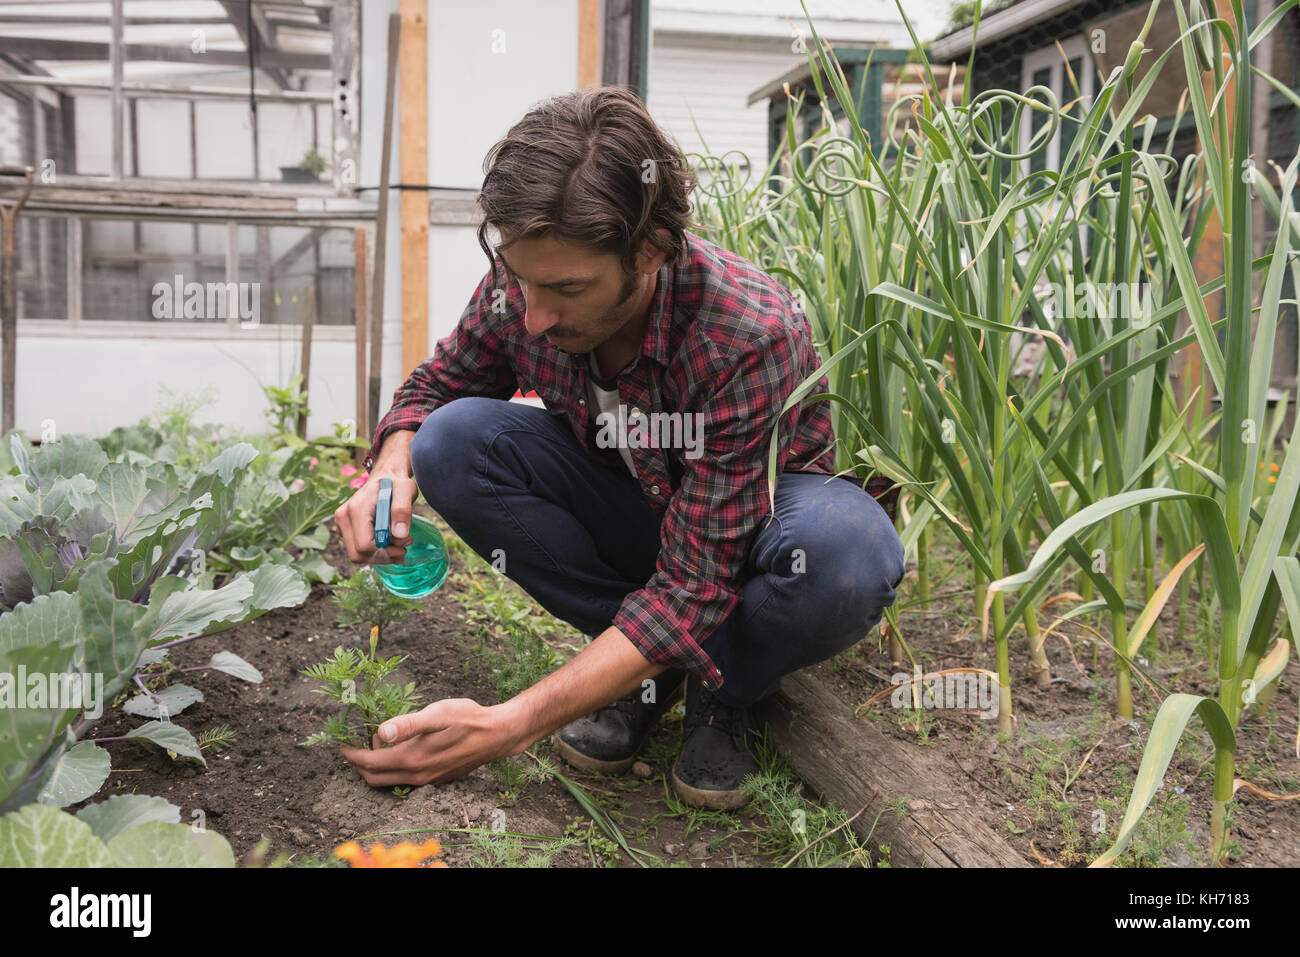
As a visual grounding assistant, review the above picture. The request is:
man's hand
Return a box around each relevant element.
[340,699,521,787]
[335,430,418,564]
[339,626,665,788]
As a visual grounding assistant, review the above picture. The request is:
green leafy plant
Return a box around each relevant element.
[0,797,235,867]
[263,375,310,436]
[300,627,420,749]
[697,0,1300,866]
[0,435,308,814]
[298,148,328,179]
[333,567,422,642]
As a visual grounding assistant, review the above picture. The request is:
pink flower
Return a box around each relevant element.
[288,478,306,493]
[349,472,368,489]
[308,456,319,470]
[340,465,359,477]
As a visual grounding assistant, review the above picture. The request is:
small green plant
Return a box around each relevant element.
[333,567,422,642]
[198,725,237,753]
[564,817,623,867]
[1094,768,1200,867]
[263,375,310,437]
[151,384,224,467]
[463,829,582,868]
[738,730,876,867]
[298,148,328,179]
[300,626,420,749]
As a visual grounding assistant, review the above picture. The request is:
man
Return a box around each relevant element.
[332,86,904,809]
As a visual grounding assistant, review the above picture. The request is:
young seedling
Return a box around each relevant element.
[300,626,420,749]
[333,567,423,642]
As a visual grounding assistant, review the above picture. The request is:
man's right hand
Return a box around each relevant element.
[335,430,419,565]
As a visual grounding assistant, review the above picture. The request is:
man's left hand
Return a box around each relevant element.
[340,698,523,787]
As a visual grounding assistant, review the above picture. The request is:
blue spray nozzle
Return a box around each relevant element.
[374,477,393,549]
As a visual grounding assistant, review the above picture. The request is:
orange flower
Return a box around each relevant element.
[332,837,447,868]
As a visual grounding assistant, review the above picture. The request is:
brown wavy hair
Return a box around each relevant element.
[476,87,698,276]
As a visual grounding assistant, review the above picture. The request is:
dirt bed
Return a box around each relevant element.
[809,542,1300,868]
[74,521,813,868]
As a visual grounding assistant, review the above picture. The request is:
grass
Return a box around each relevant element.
[462,830,585,868]
[983,699,1223,866]
[434,515,885,866]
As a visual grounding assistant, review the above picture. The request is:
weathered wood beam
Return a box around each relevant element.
[753,670,1029,868]
[0,73,331,103]
[368,13,399,437]
[218,0,291,89]
[0,36,329,70]
[330,0,359,195]
[0,15,231,25]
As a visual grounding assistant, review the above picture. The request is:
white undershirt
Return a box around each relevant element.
[587,352,637,479]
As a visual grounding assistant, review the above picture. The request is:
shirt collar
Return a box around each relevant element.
[640,254,676,368]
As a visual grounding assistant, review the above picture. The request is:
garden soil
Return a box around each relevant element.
[74,526,791,869]
[808,543,1300,868]
[75,521,1300,868]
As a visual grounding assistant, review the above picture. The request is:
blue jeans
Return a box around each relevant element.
[409,397,905,708]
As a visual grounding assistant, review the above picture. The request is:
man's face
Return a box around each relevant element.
[497,233,664,354]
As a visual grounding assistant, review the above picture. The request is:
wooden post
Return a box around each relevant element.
[0,167,33,435]
[110,0,124,181]
[298,285,315,440]
[331,0,361,196]
[399,0,428,376]
[369,13,400,438]
[353,226,368,461]
[578,0,602,89]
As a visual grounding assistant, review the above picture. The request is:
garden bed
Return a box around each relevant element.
[808,530,1300,868]
[73,514,861,868]
[68,515,1300,868]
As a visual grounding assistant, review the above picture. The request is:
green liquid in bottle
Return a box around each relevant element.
[372,516,450,599]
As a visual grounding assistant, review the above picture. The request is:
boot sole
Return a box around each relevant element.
[550,734,639,775]
[551,679,685,775]
[669,765,753,810]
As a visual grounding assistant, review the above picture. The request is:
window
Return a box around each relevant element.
[1019,36,1096,174]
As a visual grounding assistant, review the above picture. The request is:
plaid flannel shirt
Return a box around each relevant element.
[364,231,896,692]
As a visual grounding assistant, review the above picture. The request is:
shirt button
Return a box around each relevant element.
[578,398,585,406]
[649,485,660,496]
[630,406,643,418]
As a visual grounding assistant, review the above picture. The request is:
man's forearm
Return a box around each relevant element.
[498,626,668,754]
[371,429,417,477]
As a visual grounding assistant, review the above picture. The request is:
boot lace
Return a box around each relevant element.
[685,684,749,749]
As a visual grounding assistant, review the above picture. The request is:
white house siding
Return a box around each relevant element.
[647,32,805,174]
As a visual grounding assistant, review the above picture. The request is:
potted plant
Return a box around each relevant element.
[280,148,328,184]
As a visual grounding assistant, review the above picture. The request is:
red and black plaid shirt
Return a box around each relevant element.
[365,231,894,692]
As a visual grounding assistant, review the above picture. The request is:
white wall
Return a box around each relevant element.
[362,0,583,414]
[14,334,359,439]
[647,31,805,173]
[423,0,580,358]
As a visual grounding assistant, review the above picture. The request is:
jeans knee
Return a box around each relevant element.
[792,499,904,626]
[409,397,496,506]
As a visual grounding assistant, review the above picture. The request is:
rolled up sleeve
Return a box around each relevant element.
[611,326,812,692]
